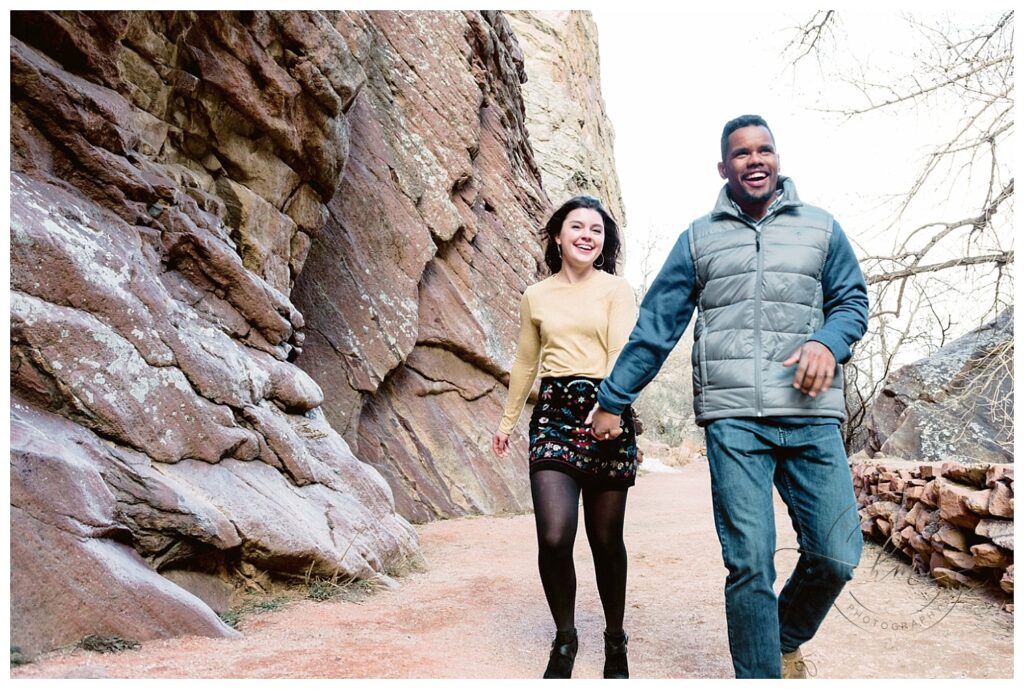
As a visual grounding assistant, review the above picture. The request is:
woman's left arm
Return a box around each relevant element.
[606,278,639,375]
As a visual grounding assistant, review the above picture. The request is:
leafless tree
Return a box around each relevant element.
[623,226,703,448]
[630,226,667,302]
[786,11,1014,450]
[784,10,837,65]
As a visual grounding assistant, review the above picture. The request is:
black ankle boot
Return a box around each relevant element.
[603,630,629,679]
[543,628,578,679]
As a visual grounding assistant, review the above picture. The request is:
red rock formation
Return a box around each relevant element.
[11,401,241,655]
[9,9,622,657]
[9,10,429,658]
[291,11,561,522]
[851,457,1013,592]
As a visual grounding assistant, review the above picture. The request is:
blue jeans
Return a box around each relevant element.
[705,418,862,678]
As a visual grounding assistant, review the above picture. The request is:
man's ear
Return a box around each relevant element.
[717,161,726,179]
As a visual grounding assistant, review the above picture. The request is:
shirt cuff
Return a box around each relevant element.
[596,384,627,415]
[807,332,850,365]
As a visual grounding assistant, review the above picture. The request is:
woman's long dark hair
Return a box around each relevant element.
[541,196,621,276]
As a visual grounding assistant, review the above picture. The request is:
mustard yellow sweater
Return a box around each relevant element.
[498,270,638,434]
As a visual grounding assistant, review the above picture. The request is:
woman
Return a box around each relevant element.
[492,196,638,679]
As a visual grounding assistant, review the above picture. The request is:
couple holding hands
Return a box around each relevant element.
[491,115,868,679]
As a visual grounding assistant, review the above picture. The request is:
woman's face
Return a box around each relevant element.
[555,207,605,269]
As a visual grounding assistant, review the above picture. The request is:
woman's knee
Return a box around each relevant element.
[586,531,625,559]
[538,527,576,557]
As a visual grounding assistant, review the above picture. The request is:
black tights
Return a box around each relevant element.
[531,469,629,635]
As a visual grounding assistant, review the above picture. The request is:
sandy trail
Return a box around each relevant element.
[13,459,1013,679]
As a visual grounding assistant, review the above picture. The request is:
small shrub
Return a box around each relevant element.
[307,579,343,601]
[218,610,241,629]
[253,596,286,613]
[383,550,428,579]
[11,646,28,666]
[78,635,141,653]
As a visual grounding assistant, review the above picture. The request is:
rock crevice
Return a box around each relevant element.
[293,11,624,524]
[9,9,624,660]
[10,10,420,660]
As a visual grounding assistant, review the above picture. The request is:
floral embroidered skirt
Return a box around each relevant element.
[529,376,638,488]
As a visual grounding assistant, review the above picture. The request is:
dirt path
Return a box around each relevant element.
[14,459,1013,679]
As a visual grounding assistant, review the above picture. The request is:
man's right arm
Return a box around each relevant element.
[596,229,699,414]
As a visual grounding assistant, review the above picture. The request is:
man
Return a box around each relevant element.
[589,115,868,678]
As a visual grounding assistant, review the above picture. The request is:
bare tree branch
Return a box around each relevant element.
[866,251,1014,285]
[784,10,836,65]
[786,11,1015,452]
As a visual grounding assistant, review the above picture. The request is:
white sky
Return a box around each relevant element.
[591,9,1012,292]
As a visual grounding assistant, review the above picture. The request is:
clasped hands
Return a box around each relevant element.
[585,405,623,441]
[584,341,835,439]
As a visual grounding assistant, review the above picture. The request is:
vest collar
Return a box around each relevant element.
[712,176,803,224]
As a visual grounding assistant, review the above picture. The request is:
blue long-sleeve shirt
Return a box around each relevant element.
[597,220,868,425]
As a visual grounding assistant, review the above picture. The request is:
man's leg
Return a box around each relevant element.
[705,418,783,678]
[773,423,863,654]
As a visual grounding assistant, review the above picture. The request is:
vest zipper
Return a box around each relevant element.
[754,226,764,416]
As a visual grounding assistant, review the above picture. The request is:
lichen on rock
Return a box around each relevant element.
[10,10,419,659]
[867,308,1013,464]
[9,9,624,660]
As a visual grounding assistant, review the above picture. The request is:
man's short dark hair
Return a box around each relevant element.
[721,115,773,161]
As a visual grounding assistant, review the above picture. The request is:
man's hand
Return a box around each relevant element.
[782,341,836,397]
[586,403,623,440]
[491,431,510,458]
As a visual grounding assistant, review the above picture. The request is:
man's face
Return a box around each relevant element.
[717,125,780,216]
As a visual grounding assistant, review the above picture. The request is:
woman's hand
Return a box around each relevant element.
[586,403,623,440]
[491,431,510,458]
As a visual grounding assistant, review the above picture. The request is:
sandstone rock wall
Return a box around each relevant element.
[290,11,545,523]
[505,11,625,226]
[852,456,1013,596]
[9,10,624,658]
[293,10,624,523]
[11,10,441,658]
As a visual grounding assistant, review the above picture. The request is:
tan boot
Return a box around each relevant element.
[781,648,809,679]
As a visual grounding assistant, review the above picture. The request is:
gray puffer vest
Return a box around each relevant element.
[689,177,845,424]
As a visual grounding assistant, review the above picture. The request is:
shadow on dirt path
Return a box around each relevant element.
[13,460,1013,679]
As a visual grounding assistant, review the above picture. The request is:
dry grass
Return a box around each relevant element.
[77,635,141,653]
[217,549,429,630]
